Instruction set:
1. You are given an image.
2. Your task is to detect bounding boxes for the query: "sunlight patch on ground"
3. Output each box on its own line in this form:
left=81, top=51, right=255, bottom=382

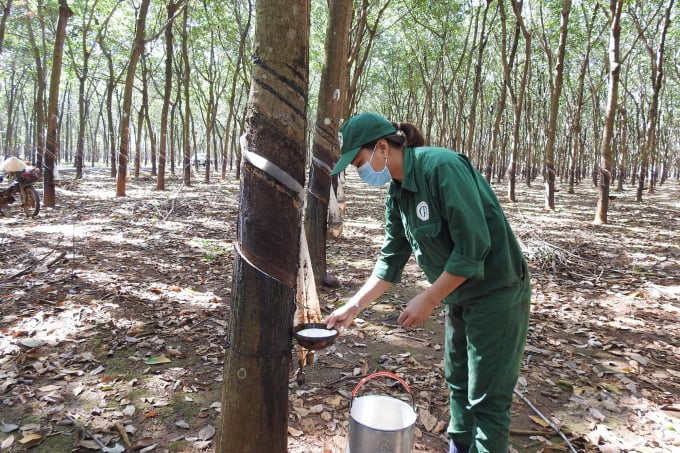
left=0, top=303, right=103, bottom=356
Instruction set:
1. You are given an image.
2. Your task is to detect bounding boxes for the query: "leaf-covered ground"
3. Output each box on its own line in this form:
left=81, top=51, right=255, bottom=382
left=1, top=167, right=678, bottom=453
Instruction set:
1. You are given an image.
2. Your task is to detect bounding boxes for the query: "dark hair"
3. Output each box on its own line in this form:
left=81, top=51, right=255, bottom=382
left=364, top=121, right=426, bottom=149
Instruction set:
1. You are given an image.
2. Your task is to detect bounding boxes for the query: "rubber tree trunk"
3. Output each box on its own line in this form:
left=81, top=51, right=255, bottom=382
left=594, top=0, right=623, bottom=225
left=508, top=0, right=531, bottom=202
left=116, top=0, right=150, bottom=196
left=305, top=0, right=352, bottom=284
left=157, top=2, right=182, bottom=190
left=44, top=1, right=73, bottom=207
left=181, top=4, right=192, bottom=187
left=216, top=0, right=309, bottom=451
left=487, top=0, right=517, bottom=183
left=635, top=0, right=674, bottom=202
left=543, top=0, right=571, bottom=210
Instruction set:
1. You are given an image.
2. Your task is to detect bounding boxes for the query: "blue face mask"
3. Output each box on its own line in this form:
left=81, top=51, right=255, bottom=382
left=357, top=145, right=392, bottom=187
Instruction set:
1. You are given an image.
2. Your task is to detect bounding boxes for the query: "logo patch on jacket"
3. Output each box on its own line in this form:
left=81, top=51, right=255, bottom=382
left=416, top=201, right=430, bottom=221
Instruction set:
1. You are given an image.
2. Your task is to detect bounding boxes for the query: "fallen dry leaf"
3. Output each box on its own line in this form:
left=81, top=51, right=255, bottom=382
left=1, top=435, right=14, bottom=449
left=198, top=424, right=216, bottom=441
left=18, top=433, right=43, bottom=448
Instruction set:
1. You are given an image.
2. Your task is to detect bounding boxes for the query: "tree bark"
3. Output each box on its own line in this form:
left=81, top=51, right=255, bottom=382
left=97, top=34, right=117, bottom=177
left=464, top=0, right=491, bottom=158
left=543, top=0, right=571, bottom=210
left=181, top=4, right=191, bottom=186
left=116, top=0, right=150, bottom=196
left=141, top=53, right=157, bottom=177
left=487, top=0, right=518, bottom=183
left=44, top=1, right=73, bottom=207
left=305, top=0, right=352, bottom=284
left=25, top=6, right=46, bottom=171
left=508, top=0, right=531, bottom=202
left=568, top=3, right=598, bottom=195
left=635, top=0, right=674, bottom=201
left=594, top=0, right=623, bottom=225
left=0, top=0, right=12, bottom=53
left=216, top=0, right=309, bottom=451
left=157, top=2, right=182, bottom=190
left=221, top=1, right=252, bottom=181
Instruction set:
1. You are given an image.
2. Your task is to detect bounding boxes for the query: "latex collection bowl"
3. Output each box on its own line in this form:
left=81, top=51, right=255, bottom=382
left=293, top=323, right=339, bottom=350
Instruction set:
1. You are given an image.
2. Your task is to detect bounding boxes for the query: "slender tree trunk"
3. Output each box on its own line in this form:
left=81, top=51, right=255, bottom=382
left=569, top=3, right=598, bottom=194
left=465, top=0, right=491, bottom=157
left=202, top=41, right=216, bottom=184
left=343, top=0, right=392, bottom=117
left=543, top=0, right=571, bottom=210
left=487, top=0, right=518, bottom=182
left=98, top=39, right=117, bottom=177
left=0, top=0, right=12, bottom=53
left=134, top=109, right=143, bottom=178
left=305, top=0, right=352, bottom=284
left=140, top=53, right=157, bottom=177
left=73, top=2, right=103, bottom=180
left=216, top=0, right=309, bottom=450
left=221, top=1, right=252, bottom=181
left=157, top=2, right=181, bottom=190
left=25, top=7, right=46, bottom=171
left=508, top=0, right=531, bottom=202
left=181, top=5, right=191, bottom=186
left=635, top=0, right=674, bottom=201
left=616, top=106, right=627, bottom=191
left=594, top=0, right=623, bottom=224
left=116, top=0, right=149, bottom=196
left=43, top=1, right=73, bottom=207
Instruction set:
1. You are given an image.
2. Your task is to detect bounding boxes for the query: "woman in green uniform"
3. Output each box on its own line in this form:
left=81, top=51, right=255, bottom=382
left=325, top=112, right=531, bottom=453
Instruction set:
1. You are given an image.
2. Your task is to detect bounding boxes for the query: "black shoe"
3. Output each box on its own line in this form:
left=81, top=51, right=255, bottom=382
left=449, top=439, right=470, bottom=453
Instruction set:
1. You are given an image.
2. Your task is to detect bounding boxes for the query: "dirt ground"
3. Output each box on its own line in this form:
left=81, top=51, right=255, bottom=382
left=0, top=167, right=679, bottom=453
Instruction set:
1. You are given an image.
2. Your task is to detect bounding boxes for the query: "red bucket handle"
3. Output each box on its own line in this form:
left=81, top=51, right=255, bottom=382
left=351, top=371, right=412, bottom=399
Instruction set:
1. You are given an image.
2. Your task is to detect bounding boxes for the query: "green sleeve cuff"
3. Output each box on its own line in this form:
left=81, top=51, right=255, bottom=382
left=445, top=251, right=485, bottom=279
left=372, top=259, right=403, bottom=283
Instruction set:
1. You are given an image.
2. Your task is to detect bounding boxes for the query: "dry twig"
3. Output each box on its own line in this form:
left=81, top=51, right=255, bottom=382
left=514, top=388, right=578, bottom=453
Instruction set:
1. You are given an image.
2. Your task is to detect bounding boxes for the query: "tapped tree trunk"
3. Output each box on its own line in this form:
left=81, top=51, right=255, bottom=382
left=594, top=0, right=623, bottom=225
left=305, top=0, right=352, bottom=284
left=464, top=0, right=491, bottom=158
left=25, top=7, right=46, bottom=172
left=116, top=0, right=150, bottom=196
left=97, top=35, right=117, bottom=177
left=635, top=0, right=674, bottom=202
left=508, top=0, right=531, bottom=202
left=157, top=2, right=182, bottom=190
left=543, top=0, right=571, bottom=210
left=181, top=4, right=191, bottom=187
left=486, top=0, right=517, bottom=183
left=216, top=0, right=309, bottom=451
left=182, top=4, right=191, bottom=186
left=568, top=2, right=598, bottom=194
left=44, top=0, right=73, bottom=207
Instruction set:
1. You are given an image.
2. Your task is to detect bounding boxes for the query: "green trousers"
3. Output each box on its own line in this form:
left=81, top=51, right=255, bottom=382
left=445, top=281, right=531, bottom=452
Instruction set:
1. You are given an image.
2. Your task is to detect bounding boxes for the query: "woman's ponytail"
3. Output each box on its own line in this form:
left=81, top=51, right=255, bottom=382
left=393, top=122, right=425, bottom=147
left=366, top=120, right=427, bottom=149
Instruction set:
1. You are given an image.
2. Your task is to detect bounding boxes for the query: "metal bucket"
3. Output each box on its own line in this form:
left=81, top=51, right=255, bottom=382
left=347, top=371, right=417, bottom=453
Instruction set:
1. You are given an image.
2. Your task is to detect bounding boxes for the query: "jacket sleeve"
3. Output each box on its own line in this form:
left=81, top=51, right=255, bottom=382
left=372, top=194, right=412, bottom=283
left=432, top=160, right=490, bottom=279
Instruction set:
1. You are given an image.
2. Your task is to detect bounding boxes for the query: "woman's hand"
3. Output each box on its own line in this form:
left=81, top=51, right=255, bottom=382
left=325, top=301, right=360, bottom=334
left=398, top=292, right=440, bottom=328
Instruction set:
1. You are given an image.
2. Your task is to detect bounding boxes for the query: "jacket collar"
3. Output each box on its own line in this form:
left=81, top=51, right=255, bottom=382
left=388, top=147, right=417, bottom=197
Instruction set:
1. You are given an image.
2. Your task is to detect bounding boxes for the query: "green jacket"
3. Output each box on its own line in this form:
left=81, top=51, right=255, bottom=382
left=373, top=147, right=528, bottom=306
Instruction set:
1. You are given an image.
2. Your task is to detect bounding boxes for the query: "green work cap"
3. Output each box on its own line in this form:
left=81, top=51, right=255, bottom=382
left=330, top=112, right=397, bottom=176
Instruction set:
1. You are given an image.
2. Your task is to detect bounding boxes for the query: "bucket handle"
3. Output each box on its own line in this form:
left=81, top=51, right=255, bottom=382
left=351, top=371, right=413, bottom=403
